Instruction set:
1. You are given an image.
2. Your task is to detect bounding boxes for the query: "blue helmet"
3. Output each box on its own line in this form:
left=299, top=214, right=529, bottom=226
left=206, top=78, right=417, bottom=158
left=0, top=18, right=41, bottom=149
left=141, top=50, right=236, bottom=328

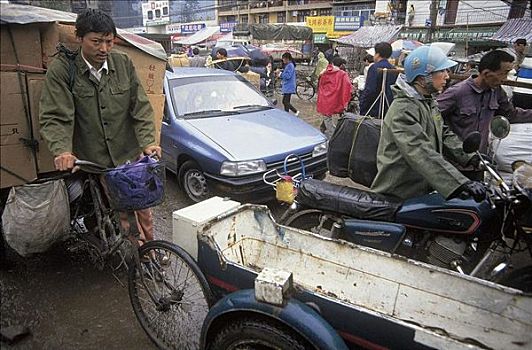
left=404, top=45, right=457, bottom=83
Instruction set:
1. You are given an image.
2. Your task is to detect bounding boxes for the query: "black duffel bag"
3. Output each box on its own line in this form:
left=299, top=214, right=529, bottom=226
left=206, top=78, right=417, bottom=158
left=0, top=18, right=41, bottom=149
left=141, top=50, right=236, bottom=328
left=327, top=114, right=382, bottom=187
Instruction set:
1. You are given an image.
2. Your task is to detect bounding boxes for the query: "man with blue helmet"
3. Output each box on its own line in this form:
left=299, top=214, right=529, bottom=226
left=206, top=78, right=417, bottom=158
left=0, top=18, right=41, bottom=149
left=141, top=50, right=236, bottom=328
left=371, top=45, right=486, bottom=202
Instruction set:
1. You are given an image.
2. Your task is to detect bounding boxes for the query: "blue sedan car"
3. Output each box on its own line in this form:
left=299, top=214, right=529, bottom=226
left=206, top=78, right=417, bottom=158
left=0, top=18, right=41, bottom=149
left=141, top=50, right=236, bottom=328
left=161, top=68, right=328, bottom=203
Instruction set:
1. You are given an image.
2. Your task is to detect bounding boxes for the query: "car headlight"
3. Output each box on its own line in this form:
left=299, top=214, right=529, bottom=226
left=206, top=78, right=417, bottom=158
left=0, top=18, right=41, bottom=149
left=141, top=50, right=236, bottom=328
left=220, top=160, right=267, bottom=176
left=312, top=142, right=328, bottom=157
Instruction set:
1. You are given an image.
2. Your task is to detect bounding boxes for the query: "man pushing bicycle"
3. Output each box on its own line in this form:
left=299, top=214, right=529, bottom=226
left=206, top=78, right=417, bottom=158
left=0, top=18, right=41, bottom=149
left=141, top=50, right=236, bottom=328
left=39, top=9, right=160, bottom=243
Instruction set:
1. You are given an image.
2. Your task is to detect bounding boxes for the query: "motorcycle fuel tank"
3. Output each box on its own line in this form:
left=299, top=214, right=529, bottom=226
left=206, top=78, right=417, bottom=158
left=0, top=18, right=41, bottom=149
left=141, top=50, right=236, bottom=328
left=395, top=192, right=496, bottom=235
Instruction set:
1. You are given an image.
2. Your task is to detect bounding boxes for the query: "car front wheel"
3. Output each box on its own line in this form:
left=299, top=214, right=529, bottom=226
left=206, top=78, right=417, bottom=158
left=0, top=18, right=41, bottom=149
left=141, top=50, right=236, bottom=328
left=179, top=160, right=210, bottom=203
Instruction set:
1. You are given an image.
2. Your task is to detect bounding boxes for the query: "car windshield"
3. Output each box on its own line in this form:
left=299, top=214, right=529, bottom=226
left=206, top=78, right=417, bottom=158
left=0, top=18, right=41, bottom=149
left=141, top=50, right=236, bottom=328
left=170, top=75, right=270, bottom=118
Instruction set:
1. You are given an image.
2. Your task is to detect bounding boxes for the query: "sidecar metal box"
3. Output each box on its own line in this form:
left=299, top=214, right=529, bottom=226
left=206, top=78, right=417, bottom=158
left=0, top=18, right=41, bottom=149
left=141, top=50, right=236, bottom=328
left=175, top=197, right=532, bottom=350
left=172, top=197, right=240, bottom=260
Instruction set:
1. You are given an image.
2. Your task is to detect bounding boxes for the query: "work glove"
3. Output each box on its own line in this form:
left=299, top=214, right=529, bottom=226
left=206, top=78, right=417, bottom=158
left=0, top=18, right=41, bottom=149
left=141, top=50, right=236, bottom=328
left=456, top=181, right=487, bottom=203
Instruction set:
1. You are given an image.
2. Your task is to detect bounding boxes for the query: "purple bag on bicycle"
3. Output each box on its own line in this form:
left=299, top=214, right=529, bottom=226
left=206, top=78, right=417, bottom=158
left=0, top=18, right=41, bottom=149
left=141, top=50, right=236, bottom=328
left=103, top=156, right=165, bottom=211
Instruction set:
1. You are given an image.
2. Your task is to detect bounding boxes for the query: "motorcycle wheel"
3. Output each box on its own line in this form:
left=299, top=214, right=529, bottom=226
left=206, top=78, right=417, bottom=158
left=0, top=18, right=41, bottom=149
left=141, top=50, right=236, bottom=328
left=207, top=316, right=308, bottom=350
left=284, top=209, right=339, bottom=239
left=496, top=265, right=532, bottom=293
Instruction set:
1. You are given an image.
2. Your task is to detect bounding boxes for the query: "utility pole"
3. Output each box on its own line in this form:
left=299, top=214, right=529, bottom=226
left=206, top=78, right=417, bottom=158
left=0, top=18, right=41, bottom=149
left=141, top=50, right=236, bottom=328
left=426, top=0, right=440, bottom=43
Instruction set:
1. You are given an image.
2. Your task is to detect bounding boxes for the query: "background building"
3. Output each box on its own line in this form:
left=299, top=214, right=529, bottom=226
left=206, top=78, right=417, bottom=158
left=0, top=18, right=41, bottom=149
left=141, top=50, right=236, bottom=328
left=217, top=0, right=333, bottom=25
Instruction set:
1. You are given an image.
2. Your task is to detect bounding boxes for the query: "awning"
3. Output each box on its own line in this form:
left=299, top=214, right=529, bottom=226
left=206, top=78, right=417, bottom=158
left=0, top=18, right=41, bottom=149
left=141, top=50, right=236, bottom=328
left=400, top=28, right=452, bottom=42
left=0, top=3, right=167, bottom=61
left=334, top=25, right=402, bottom=48
left=491, top=18, right=532, bottom=44
left=174, top=26, right=220, bottom=45
left=446, top=26, right=499, bottom=42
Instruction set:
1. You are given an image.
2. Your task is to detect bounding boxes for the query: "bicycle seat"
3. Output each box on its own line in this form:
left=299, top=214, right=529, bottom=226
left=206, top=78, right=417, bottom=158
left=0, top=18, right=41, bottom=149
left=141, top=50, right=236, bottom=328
left=297, top=179, right=402, bottom=222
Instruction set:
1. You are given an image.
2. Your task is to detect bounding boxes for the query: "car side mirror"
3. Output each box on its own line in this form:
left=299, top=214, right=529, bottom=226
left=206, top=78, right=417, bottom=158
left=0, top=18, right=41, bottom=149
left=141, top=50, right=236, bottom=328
left=463, top=131, right=482, bottom=153
left=271, top=99, right=278, bottom=106
left=490, top=115, right=510, bottom=139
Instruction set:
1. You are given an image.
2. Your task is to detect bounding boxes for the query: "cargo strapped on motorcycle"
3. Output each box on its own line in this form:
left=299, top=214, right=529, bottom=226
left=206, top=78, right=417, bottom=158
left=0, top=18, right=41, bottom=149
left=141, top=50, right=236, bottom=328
left=328, top=114, right=382, bottom=187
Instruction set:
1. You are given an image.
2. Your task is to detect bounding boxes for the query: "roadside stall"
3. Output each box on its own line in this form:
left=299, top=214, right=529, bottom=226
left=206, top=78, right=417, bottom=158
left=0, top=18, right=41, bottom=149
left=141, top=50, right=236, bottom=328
left=248, top=24, right=313, bottom=62
left=0, top=3, right=167, bottom=189
left=333, top=25, right=403, bottom=73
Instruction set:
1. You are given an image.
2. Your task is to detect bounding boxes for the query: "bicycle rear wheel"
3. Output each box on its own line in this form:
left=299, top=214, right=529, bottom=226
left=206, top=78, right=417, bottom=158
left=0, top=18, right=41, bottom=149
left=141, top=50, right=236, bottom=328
left=128, top=240, right=212, bottom=350
left=296, top=81, right=314, bottom=100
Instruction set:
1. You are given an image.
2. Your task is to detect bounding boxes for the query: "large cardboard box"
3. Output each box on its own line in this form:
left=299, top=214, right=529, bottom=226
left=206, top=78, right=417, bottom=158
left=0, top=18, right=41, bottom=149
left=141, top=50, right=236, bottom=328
left=27, top=73, right=56, bottom=174
left=148, top=94, right=165, bottom=145
left=41, top=22, right=80, bottom=68
left=0, top=23, right=43, bottom=69
left=114, top=45, right=166, bottom=95
left=0, top=72, right=38, bottom=188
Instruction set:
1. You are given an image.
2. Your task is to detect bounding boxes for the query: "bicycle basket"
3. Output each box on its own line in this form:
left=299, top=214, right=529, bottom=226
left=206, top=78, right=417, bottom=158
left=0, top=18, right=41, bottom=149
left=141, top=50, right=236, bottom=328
left=103, top=156, right=165, bottom=211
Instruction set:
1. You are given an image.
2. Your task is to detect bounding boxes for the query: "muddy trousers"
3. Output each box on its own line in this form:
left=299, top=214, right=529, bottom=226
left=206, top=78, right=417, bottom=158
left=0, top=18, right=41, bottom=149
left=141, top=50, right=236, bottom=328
left=282, top=94, right=297, bottom=113
left=100, top=175, right=154, bottom=242
left=119, top=209, right=154, bottom=242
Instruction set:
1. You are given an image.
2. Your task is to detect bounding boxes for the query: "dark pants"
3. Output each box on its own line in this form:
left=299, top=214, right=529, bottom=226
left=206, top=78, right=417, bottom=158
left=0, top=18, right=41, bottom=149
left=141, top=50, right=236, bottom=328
left=282, top=94, right=297, bottom=113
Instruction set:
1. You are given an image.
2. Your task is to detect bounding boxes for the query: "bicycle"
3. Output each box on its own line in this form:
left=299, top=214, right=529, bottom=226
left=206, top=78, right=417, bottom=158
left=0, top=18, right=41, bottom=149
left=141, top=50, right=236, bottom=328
left=296, top=76, right=316, bottom=100
left=57, top=157, right=212, bottom=350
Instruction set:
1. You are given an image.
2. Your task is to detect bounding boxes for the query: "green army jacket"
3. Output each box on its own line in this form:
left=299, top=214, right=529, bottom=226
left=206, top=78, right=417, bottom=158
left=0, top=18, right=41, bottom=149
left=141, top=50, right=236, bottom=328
left=370, top=75, right=471, bottom=200
left=39, top=50, right=155, bottom=168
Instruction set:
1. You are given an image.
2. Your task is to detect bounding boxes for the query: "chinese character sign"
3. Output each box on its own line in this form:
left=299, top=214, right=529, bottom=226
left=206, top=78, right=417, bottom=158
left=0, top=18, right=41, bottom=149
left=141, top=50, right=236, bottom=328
left=306, top=16, right=335, bottom=35
left=180, top=23, right=206, bottom=34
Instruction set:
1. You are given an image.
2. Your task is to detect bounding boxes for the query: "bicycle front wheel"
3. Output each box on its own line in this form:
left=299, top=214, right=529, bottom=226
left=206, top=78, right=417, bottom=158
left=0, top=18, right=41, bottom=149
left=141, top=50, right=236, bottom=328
left=128, top=240, right=212, bottom=350
left=296, top=81, right=315, bottom=100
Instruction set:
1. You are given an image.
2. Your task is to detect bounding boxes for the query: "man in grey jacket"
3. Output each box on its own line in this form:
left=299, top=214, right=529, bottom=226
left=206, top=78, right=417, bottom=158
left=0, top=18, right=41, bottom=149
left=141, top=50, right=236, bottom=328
left=189, top=47, right=206, bottom=67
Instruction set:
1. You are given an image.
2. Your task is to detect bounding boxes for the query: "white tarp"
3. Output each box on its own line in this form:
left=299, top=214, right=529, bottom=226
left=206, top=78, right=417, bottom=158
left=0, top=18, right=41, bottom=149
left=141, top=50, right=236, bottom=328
left=175, top=26, right=220, bottom=45
left=334, top=25, right=403, bottom=48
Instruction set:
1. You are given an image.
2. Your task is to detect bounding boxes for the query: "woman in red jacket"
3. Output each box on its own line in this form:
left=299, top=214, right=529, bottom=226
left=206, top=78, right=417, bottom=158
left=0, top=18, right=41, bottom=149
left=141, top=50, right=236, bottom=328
left=317, top=57, right=353, bottom=138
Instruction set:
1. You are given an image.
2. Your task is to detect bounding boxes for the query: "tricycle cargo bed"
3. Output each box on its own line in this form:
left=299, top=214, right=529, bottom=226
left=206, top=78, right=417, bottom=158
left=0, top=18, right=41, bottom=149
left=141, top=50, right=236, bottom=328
left=183, top=202, right=531, bottom=350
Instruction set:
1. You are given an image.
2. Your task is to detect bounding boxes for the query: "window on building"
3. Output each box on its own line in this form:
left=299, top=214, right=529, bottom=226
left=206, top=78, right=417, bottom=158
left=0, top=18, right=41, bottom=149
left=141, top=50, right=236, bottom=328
left=297, top=10, right=310, bottom=22
left=319, top=9, right=331, bottom=16
left=147, top=10, right=153, bottom=20
left=258, top=14, right=269, bottom=23
left=241, top=14, right=248, bottom=24
left=163, top=7, right=169, bottom=16
left=277, top=11, right=286, bottom=23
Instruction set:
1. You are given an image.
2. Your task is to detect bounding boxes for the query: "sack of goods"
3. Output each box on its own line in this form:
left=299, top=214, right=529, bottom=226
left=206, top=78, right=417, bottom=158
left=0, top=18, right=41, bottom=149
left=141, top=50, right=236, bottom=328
left=2, top=180, right=70, bottom=256
left=103, top=156, right=165, bottom=212
left=327, top=113, right=382, bottom=187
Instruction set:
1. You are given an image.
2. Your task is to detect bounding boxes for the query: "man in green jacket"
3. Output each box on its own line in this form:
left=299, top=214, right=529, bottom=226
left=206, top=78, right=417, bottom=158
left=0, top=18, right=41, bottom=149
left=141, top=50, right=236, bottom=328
left=371, top=45, right=486, bottom=202
left=40, top=9, right=160, bottom=241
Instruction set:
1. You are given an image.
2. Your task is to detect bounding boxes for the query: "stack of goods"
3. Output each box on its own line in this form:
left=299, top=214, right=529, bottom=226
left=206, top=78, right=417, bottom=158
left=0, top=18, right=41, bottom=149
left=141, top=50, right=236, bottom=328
left=1, top=18, right=167, bottom=188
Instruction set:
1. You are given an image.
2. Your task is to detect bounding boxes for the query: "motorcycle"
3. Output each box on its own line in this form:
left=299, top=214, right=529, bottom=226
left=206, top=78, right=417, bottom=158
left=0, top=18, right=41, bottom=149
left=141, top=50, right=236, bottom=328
left=269, top=116, right=532, bottom=291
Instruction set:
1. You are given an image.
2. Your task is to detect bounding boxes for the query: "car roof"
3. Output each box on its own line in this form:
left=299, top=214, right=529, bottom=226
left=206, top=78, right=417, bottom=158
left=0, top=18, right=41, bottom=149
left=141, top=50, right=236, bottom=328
left=166, top=67, right=237, bottom=80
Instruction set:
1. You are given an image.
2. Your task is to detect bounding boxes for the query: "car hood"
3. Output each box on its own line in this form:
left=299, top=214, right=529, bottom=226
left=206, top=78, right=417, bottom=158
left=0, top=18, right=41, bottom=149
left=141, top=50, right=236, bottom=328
left=185, top=109, right=325, bottom=160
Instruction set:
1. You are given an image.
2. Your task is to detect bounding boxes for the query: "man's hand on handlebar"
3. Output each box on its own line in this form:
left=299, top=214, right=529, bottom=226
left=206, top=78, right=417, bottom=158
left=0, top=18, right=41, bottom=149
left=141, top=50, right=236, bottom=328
left=54, top=152, right=78, bottom=172
left=456, top=181, right=487, bottom=203
left=143, top=145, right=162, bottom=159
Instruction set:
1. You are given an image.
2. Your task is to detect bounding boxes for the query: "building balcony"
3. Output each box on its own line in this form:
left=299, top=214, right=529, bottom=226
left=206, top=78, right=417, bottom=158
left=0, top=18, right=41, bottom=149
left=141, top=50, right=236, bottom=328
left=219, top=0, right=331, bottom=16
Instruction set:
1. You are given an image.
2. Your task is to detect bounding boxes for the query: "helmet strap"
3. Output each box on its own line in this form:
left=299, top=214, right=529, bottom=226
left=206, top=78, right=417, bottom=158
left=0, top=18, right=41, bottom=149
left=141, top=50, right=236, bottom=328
left=421, top=75, right=440, bottom=96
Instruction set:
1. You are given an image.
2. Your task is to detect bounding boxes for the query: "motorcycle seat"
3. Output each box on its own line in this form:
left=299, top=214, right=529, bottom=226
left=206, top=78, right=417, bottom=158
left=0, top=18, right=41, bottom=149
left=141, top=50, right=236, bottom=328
left=297, top=179, right=402, bottom=222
